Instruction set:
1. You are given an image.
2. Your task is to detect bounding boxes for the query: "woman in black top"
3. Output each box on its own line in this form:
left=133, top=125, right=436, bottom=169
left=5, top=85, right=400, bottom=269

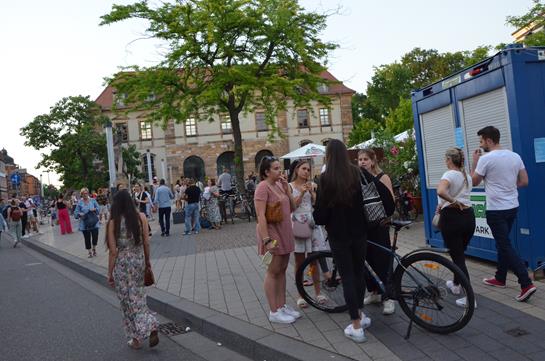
left=313, top=139, right=369, bottom=343
left=56, top=194, right=73, bottom=234
left=133, top=184, right=149, bottom=214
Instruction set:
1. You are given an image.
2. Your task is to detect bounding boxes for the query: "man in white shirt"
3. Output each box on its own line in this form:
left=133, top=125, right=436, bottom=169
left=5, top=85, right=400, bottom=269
left=471, top=126, right=536, bottom=302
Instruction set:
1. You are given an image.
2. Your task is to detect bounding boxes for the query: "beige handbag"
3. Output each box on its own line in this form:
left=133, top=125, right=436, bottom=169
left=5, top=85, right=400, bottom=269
left=433, top=184, right=465, bottom=230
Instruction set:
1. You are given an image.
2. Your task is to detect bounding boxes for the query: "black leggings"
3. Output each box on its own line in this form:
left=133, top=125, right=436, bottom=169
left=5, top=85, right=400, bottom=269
left=329, top=236, right=367, bottom=320
left=366, top=226, right=391, bottom=293
left=439, top=207, right=475, bottom=285
left=83, top=228, right=99, bottom=250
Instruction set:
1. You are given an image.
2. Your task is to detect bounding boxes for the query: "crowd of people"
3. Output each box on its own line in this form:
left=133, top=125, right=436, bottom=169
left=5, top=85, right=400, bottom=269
left=0, top=125, right=538, bottom=348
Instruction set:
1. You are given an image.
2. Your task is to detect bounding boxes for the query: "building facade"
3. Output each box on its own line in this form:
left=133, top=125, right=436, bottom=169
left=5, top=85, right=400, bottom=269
left=1, top=149, right=42, bottom=198
left=95, top=71, right=355, bottom=184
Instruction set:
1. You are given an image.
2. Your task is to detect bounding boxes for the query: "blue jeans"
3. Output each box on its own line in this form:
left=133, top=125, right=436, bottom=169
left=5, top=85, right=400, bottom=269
left=184, top=203, right=200, bottom=234
left=486, top=208, right=531, bottom=288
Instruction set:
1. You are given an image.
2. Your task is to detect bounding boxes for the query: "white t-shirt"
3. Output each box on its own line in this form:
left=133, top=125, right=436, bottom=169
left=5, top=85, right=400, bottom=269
left=475, top=149, right=525, bottom=211
left=438, top=170, right=472, bottom=209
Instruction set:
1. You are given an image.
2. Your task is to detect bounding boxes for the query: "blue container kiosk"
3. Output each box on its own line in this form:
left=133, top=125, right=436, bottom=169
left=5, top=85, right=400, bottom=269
left=411, top=45, right=545, bottom=272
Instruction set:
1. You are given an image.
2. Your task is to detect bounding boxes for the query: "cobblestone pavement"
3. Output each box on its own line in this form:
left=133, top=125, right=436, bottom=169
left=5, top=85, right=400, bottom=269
left=10, top=216, right=545, bottom=361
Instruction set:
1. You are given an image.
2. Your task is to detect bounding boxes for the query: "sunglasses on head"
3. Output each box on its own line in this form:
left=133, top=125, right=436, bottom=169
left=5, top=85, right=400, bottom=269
left=263, top=156, right=278, bottom=161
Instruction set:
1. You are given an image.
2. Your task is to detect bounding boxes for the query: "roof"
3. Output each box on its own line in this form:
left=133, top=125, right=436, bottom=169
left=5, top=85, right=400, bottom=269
left=95, top=69, right=355, bottom=110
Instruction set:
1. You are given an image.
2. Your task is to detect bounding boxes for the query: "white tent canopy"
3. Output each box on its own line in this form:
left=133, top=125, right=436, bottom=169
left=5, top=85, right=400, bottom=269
left=280, top=143, right=325, bottom=159
left=349, top=129, right=414, bottom=150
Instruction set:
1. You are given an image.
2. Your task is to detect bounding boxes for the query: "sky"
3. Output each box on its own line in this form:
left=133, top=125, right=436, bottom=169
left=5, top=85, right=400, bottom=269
left=0, top=0, right=530, bottom=186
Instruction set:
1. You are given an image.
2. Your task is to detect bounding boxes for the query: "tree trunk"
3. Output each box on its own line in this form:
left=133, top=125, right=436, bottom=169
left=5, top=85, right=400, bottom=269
left=229, top=110, right=245, bottom=194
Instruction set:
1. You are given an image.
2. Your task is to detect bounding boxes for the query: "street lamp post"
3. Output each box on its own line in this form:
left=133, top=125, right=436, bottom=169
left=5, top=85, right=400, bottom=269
left=146, top=149, right=153, bottom=184
left=161, top=158, right=166, bottom=182
left=104, top=121, right=117, bottom=193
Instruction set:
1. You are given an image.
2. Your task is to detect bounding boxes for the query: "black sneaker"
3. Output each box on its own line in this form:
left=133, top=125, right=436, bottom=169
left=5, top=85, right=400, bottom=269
left=160, top=232, right=165, bottom=237
left=165, top=232, right=169, bottom=237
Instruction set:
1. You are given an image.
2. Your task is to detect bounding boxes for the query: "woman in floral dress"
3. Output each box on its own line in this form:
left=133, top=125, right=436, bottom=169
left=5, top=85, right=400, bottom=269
left=205, top=178, right=222, bottom=229
left=106, top=190, right=159, bottom=349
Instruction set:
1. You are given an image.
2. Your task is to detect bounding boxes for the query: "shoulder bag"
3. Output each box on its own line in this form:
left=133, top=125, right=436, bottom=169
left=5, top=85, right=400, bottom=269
left=360, top=170, right=388, bottom=226
left=264, top=183, right=284, bottom=224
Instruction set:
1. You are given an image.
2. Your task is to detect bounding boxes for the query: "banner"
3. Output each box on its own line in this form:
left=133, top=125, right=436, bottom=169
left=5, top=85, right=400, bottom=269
left=470, top=192, right=493, bottom=239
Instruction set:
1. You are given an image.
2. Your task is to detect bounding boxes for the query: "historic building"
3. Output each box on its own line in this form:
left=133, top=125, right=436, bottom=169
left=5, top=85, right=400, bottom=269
left=0, top=149, right=42, bottom=197
left=95, top=71, right=355, bottom=183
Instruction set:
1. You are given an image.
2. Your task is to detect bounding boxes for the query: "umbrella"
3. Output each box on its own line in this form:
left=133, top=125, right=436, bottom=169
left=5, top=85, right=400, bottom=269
left=280, top=143, right=326, bottom=159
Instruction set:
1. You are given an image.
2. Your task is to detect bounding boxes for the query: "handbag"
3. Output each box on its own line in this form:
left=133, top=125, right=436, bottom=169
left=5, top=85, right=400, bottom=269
left=144, top=266, right=155, bottom=286
left=83, top=210, right=99, bottom=230
left=264, top=184, right=284, bottom=224
left=360, top=170, right=388, bottom=225
left=433, top=182, right=466, bottom=230
left=292, top=216, right=312, bottom=239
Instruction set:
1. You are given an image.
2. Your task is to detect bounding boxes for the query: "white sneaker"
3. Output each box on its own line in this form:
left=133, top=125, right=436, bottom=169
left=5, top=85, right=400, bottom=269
left=363, top=293, right=381, bottom=305
left=446, top=280, right=461, bottom=295
left=344, top=324, right=367, bottom=343
left=269, top=310, right=296, bottom=324
left=455, top=297, right=477, bottom=308
left=382, top=299, right=396, bottom=315
left=280, top=304, right=302, bottom=319
left=361, top=316, right=371, bottom=329
left=22, top=234, right=30, bottom=239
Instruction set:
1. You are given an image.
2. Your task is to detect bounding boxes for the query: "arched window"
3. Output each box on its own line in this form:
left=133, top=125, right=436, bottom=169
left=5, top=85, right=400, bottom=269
left=183, top=156, right=205, bottom=182
left=141, top=153, right=156, bottom=179
left=322, top=138, right=332, bottom=146
left=255, top=149, right=273, bottom=170
left=299, top=139, right=312, bottom=147
left=216, top=151, right=235, bottom=176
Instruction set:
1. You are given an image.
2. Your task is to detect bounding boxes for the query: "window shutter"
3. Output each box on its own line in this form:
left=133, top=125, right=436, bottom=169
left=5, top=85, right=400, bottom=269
left=460, top=87, right=512, bottom=170
left=420, top=105, right=456, bottom=187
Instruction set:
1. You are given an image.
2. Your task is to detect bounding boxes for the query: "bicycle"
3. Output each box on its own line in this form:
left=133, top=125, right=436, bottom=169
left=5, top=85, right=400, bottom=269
left=233, top=191, right=254, bottom=222
left=295, top=220, right=475, bottom=339
left=218, top=191, right=235, bottom=224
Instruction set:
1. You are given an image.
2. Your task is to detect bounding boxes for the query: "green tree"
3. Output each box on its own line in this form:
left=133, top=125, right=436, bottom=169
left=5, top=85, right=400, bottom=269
left=122, top=144, right=144, bottom=181
left=506, top=0, right=545, bottom=46
left=347, top=118, right=383, bottom=147
left=385, top=97, right=413, bottom=134
left=351, top=93, right=380, bottom=125
left=100, top=0, right=337, bottom=191
left=43, top=184, right=60, bottom=200
left=20, top=96, right=109, bottom=190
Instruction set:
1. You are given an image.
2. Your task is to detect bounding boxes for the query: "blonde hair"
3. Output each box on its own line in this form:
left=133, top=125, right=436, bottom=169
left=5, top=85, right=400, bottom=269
left=445, top=147, right=469, bottom=188
left=80, top=187, right=89, bottom=194
left=358, top=148, right=382, bottom=174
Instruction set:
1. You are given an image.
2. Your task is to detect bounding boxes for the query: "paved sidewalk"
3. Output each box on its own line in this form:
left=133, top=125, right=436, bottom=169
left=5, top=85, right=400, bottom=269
left=11, top=217, right=545, bottom=361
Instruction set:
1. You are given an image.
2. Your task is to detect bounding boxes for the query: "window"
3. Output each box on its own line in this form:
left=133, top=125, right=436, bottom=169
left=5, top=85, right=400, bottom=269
left=297, top=109, right=309, bottom=128
left=317, top=83, right=329, bottom=93
left=299, top=139, right=312, bottom=147
left=139, top=121, right=152, bottom=140
left=255, top=112, right=268, bottom=132
left=114, top=92, right=127, bottom=108
left=141, top=153, right=156, bottom=178
left=322, top=138, right=331, bottom=146
left=185, top=118, right=197, bottom=137
left=115, top=123, right=128, bottom=143
left=319, top=108, right=330, bottom=126
left=221, top=115, right=232, bottom=134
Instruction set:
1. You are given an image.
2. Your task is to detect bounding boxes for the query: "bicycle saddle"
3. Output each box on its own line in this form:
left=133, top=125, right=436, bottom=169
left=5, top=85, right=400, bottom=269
left=390, top=220, right=412, bottom=229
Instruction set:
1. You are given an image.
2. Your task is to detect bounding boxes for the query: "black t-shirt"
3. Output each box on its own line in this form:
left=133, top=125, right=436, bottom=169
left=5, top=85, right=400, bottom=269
left=18, top=202, right=28, bottom=218
left=57, top=201, right=67, bottom=209
left=185, top=186, right=201, bottom=204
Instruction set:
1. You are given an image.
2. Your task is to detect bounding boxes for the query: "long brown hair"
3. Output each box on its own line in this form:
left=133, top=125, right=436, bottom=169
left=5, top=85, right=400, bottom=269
left=320, top=139, right=360, bottom=207
left=358, top=148, right=382, bottom=174
left=107, top=190, right=143, bottom=246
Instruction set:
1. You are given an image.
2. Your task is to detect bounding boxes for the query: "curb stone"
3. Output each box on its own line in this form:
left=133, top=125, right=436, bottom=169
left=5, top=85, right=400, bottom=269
left=22, top=238, right=354, bottom=361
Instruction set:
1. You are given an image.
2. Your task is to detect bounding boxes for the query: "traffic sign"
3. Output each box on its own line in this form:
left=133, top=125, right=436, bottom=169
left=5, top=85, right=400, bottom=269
left=10, top=173, right=21, bottom=185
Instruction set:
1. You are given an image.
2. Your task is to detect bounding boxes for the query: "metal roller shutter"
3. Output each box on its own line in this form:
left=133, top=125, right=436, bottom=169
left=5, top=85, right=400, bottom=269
left=420, top=105, right=456, bottom=188
left=460, top=87, right=512, bottom=172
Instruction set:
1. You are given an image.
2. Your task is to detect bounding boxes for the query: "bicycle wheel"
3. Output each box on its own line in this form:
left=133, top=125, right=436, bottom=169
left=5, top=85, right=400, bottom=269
left=393, top=252, right=474, bottom=334
left=295, top=252, right=348, bottom=313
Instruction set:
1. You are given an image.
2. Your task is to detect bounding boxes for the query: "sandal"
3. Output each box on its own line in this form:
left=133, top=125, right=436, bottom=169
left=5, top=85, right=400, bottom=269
left=297, top=297, right=308, bottom=308
left=149, top=330, right=159, bottom=348
left=92, top=249, right=97, bottom=257
left=88, top=252, right=93, bottom=258
left=127, top=339, right=142, bottom=349
left=316, top=294, right=328, bottom=304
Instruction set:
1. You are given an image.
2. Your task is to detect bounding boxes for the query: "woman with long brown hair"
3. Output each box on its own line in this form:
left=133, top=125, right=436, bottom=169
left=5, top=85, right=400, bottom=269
left=358, top=149, right=396, bottom=315
left=313, top=139, right=370, bottom=343
left=106, top=190, right=159, bottom=349
left=254, top=156, right=300, bottom=324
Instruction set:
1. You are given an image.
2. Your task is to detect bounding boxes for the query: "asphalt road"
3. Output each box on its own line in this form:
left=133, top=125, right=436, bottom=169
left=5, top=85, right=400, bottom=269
left=0, top=244, right=210, bottom=361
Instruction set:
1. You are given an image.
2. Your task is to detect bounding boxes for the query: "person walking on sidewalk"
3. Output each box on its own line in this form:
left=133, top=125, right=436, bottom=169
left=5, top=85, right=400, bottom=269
left=254, top=156, right=301, bottom=324
left=437, top=147, right=476, bottom=308
left=106, top=190, right=159, bottom=350
left=56, top=195, right=73, bottom=235
left=153, top=179, right=174, bottom=237
left=471, top=126, right=537, bottom=302
left=183, top=179, right=202, bottom=235
left=7, top=199, right=23, bottom=247
left=75, top=188, right=100, bottom=258
left=313, top=139, right=370, bottom=343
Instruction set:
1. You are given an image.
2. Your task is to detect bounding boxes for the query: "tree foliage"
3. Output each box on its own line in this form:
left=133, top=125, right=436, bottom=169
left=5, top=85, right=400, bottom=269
left=122, top=144, right=144, bottom=180
left=100, top=0, right=337, bottom=190
left=506, top=0, right=545, bottom=46
left=349, top=46, right=491, bottom=146
left=20, top=96, right=109, bottom=191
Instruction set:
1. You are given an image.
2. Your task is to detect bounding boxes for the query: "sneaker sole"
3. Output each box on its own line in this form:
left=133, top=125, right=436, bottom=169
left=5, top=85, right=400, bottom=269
left=269, top=318, right=295, bottom=324
left=344, top=333, right=367, bottom=343
left=482, top=279, right=506, bottom=288
left=516, top=288, right=537, bottom=302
